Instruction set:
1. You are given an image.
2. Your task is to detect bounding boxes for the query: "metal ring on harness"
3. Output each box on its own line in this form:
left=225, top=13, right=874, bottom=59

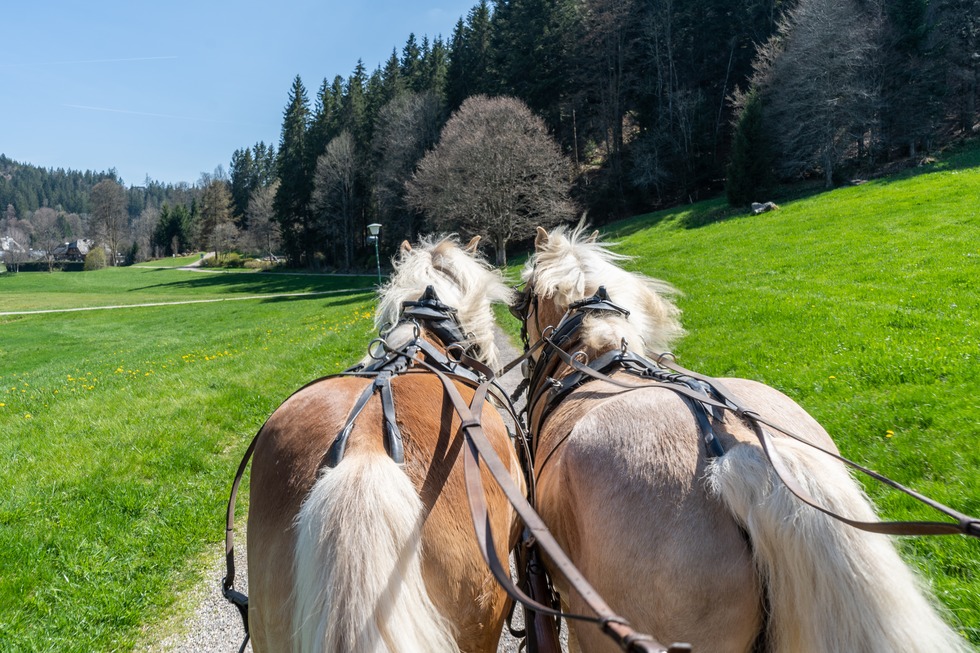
left=367, top=337, right=389, bottom=360
left=446, top=343, right=466, bottom=363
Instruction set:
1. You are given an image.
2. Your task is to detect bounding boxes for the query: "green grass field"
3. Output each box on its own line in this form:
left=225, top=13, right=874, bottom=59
left=1, top=270, right=379, bottom=651
left=131, top=253, right=207, bottom=268
left=2, top=141, right=978, bottom=650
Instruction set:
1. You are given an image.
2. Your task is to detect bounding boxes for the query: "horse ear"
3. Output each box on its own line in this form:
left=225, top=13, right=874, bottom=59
left=587, top=230, right=600, bottom=243
left=400, top=240, right=412, bottom=252
left=464, top=235, right=481, bottom=253
left=535, top=226, right=549, bottom=249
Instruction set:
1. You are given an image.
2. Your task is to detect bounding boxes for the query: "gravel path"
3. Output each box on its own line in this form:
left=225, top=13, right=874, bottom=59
left=145, top=328, right=536, bottom=653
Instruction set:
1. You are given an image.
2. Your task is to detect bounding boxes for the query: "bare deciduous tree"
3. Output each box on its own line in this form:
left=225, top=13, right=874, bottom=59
left=373, top=91, right=443, bottom=245
left=31, top=208, right=65, bottom=271
left=212, top=222, right=240, bottom=260
left=2, top=223, right=30, bottom=272
left=310, top=131, right=358, bottom=270
left=90, top=179, right=128, bottom=264
left=132, top=206, right=160, bottom=262
left=747, top=0, right=873, bottom=187
left=198, top=179, right=234, bottom=258
left=244, top=181, right=281, bottom=259
left=406, top=95, right=576, bottom=265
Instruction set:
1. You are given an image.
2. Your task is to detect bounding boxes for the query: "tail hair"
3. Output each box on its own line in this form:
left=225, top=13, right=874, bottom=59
left=708, top=440, right=972, bottom=653
left=292, top=453, right=460, bottom=653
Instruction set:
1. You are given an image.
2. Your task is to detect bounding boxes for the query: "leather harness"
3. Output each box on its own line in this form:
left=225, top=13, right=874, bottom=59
left=223, top=282, right=979, bottom=653
left=222, top=286, right=684, bottom=653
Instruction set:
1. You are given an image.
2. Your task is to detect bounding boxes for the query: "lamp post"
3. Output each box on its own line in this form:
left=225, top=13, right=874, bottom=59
left=367, top=223, right=382, bottom=286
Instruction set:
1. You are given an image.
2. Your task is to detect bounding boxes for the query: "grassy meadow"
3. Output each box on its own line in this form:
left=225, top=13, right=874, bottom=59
left=0, top=268, right=378, bottom=651
left=1, top=142, right=978, bottom=650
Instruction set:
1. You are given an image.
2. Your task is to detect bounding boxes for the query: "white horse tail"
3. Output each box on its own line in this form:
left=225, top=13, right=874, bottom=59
left=707, top=439, right=972, bottom=653
left=292, top=452, right=460, bottom=653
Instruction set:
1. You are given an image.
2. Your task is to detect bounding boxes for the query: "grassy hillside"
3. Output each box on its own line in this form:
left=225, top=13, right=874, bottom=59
left=590, top=144, right=980, bottom=641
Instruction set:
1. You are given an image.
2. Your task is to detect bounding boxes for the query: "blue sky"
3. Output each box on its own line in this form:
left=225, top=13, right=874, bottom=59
left=0, top=0, right=476, bottom=187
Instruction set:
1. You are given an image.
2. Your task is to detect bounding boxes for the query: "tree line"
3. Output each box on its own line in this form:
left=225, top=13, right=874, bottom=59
left=0, top=147, right=278, bottom=268
left=243, top=0, right=978, bottom=268
left=3, top=0, right=977, bottom=271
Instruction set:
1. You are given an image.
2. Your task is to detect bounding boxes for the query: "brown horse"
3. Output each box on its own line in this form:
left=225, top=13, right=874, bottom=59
left=516, top=225, right=971, bottom=653
left=246, top=236, right=524, bottom=653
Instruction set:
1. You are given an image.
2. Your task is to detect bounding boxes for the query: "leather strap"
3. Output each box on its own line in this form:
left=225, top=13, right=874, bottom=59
left=406, top=350, right=687, bottom=653
left=222, top=335, right=683, bottom=653
left=524, top=321, right=980, bottom=540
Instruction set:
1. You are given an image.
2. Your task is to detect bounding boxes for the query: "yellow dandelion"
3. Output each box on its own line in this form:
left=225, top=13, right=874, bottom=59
left=24, top=413, right=32, bottom=419
left=828, top=375, right=836, bottom=380
left=0, top=402, right=5, bottom=407
left=885, top=430, right=894, bottom=438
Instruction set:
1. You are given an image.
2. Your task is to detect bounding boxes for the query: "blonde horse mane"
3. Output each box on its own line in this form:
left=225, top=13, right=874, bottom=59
left=523, top=225, right=685, bottom=356
left=376, top=234, right=514, bottom=372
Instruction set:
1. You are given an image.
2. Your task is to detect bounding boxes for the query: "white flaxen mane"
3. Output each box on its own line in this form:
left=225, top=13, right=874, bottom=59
left=374, top=234, right=514, bottom=372
left=523, top=225, right=685, bottom=356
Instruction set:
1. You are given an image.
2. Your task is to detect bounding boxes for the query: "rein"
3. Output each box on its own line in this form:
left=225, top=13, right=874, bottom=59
left=517, top=286, right=980, bottom=541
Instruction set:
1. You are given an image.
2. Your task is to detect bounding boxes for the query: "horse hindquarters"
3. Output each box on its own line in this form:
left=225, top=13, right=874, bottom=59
left=708, top=439, right=971, bottom=653
left=292, top=452, right=460, bottom=653
left=535, top=391, right=763, bottom=653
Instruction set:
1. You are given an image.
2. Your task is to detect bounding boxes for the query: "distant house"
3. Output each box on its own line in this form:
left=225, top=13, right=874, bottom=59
left=0, top=236, right=25, bottom=258
left=65, top=239, right=92, bottom=261
left=51, top=239, right=93, bottom=262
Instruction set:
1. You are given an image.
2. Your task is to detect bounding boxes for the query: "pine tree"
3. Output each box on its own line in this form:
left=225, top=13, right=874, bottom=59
left=341, top=61, right=369, bottom=147
left=308, top=78, right=341, bottom=168
left=381, top=49, right=407, bottom=104
left=726, top=89, right=773, bottom=206
left=492, top=0, right=582, bottom=133
left=401, top=33, right=424, bottom=91
left=274, top=75, right=313, bottom=265
left=229, top=147, right=256, bottom=222
left=422, top=36, right=449, bottom=101
left=446, top=2, right=496, bottom=111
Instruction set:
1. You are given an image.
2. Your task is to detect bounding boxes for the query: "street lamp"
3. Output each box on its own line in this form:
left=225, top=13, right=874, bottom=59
left=367, top=223, right=382, bottom=286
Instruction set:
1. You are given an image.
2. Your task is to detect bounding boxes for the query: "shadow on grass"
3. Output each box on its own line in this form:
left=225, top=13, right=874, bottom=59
left=870, top=141, right=980, bottom=186
left=132, top=270, right=377, bottom=296
left=604, top=138, right=980, bottom=238
left=607, top=198, right=748, bottom=237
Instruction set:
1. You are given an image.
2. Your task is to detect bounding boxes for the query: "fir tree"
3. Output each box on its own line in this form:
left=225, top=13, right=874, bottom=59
left=274, top=75, right=313, bottom=265
left=726, top=89, right=773, bottom=207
